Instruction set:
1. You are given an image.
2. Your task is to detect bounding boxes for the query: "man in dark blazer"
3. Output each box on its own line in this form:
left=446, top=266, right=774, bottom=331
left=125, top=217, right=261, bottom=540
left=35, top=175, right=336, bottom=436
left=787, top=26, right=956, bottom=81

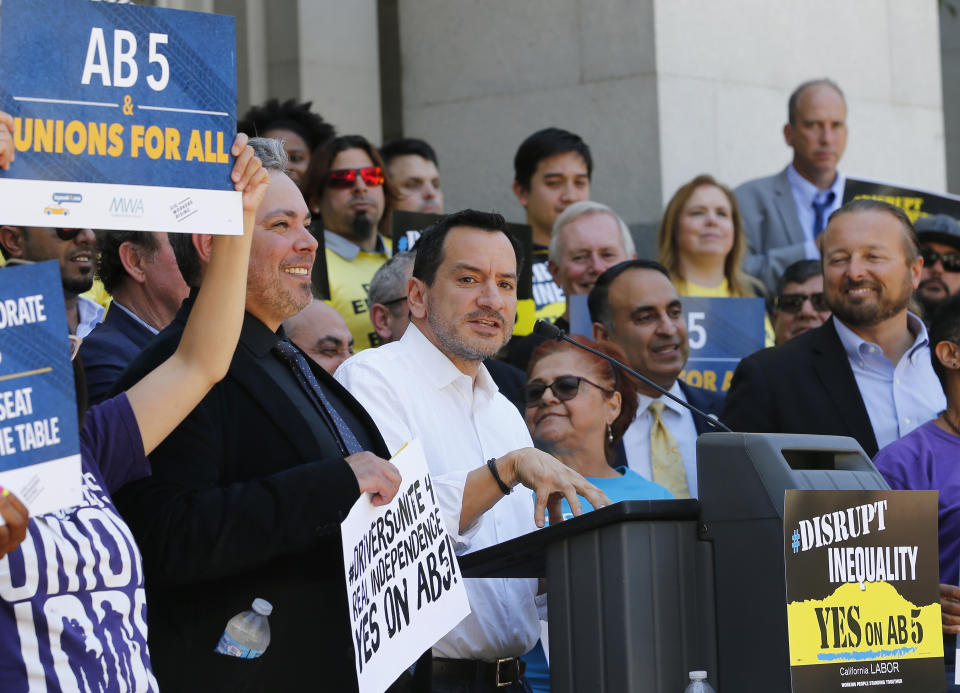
left=589, top=260, right=725, bottom=498
left=111, top=138, right=403, bottom=693
left=722, top=199, right=945, bottom=459
left=735, top=79, right=848, bottom=293
left=79, top=230, right=188, bottom=403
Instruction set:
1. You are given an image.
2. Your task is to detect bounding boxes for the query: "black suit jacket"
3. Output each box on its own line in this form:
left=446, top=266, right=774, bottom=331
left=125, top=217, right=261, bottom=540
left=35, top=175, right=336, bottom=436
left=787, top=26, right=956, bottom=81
left=721, top=318, right=878, bottom=456
left=111, top=299, right=386, bottom=692
left=79, top=303, right=155, bottom=404
left=611, top=381, right=726, bottom=469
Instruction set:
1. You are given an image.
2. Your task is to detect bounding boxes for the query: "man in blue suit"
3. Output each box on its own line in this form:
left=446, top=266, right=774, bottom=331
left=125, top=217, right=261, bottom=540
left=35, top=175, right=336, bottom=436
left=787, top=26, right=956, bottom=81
left=589, top=260, right=724, bottom=498
left=79, top=231, right=188, bottom=403
left=735, top=79, right=848, bottom=294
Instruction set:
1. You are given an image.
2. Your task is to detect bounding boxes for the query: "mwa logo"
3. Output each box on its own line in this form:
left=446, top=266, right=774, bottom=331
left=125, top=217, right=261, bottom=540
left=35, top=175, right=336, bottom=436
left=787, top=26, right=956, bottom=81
left=108, top=197, right=145, bottom=218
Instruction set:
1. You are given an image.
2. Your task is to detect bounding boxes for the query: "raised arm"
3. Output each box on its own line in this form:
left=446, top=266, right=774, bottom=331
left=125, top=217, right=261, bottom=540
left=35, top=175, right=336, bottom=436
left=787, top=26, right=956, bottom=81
left=126, top=134, right=270, bottom=454
left=0, top=111, right=13, bottom=170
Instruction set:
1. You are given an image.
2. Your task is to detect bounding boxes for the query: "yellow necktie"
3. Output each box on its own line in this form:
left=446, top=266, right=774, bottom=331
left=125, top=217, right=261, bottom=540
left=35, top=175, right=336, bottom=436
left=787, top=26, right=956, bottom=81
left=648, top=400, right=690, bottom=498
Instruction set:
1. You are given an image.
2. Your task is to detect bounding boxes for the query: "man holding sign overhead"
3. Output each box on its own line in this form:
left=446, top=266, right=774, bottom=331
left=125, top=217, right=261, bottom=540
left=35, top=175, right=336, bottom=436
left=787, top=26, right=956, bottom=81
left=337, top=209, right=608, bottom=691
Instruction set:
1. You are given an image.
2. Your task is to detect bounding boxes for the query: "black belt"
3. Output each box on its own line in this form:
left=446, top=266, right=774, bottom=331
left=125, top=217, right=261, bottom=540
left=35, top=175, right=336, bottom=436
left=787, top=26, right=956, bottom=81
left=432, top=657, right=526, bottom=688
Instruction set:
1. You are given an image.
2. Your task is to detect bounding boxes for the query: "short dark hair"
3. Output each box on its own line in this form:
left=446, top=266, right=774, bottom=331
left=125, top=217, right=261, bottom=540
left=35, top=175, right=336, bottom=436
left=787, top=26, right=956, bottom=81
left=825, top=198, right=920, bottom=264
left=412, top=209, right=523, bottom=288
left=588, top=259, right=670, bottom=328
left=380, top=138, right=438, bottom=167
left=787, top=78, right=845, bottom=125
left=776, top=259, right=823, bottom=296
left=513, top=127, right=593, bottom=192
left=929, top=291, right=960, bottom=389
left=237, top=98, right=336, bottom=152
left=302, top=134, right=394, bottom=234
left=96, top=231, right=160, bottom=293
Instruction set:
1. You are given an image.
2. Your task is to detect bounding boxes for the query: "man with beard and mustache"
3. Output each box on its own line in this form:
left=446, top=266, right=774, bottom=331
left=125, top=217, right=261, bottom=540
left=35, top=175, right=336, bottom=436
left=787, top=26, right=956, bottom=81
left=304, top=134, right=392, bottom=351
left=723, top=199, right=945, bottom=457
left=914, top=214, right=960, bottom=321
left=587, top=260, right=725, bottom=498
left=337, top=209, right=608, bottom=691
left=0, top=225, right=102, bottom=336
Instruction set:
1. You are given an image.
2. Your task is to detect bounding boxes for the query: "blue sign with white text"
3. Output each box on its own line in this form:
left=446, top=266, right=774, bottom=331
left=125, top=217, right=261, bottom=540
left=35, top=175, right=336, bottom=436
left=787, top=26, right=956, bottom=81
left=679, top=297, right=765, bottom=392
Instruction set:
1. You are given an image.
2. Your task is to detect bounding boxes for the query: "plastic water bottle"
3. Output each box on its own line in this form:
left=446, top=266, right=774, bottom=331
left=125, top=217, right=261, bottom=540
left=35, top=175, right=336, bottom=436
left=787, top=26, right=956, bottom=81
left=683, top=670, right=716, bottom=693
left=214, top=598, right=273, bottom=659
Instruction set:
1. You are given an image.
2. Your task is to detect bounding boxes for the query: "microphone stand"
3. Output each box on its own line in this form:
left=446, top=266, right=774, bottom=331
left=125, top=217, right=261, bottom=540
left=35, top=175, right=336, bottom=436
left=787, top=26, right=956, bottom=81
left=533, top=319, right=732, bottom=433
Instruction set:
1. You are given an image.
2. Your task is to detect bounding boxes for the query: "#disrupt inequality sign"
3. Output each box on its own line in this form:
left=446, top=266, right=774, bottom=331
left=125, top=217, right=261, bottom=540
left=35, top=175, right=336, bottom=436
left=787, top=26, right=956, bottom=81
left=0, top=261, right=81, bottom=514
left=341, top=439, right=469, bottom=692
left=0, top=0, right=241, bottom=234
left=784, top=490, right=942, bottom=692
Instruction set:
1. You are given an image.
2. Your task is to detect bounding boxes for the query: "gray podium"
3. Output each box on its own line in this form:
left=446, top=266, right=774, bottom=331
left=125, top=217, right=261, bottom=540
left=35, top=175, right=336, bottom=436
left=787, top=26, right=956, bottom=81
left=459, top=432, right=890, bottom=693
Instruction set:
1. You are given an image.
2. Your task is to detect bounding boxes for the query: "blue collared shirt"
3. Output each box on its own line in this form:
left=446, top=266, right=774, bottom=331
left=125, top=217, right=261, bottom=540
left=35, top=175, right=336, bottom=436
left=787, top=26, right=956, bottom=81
left=786, top=164, right=845, bottom=259
left=833, top=314, right=945, bottom=451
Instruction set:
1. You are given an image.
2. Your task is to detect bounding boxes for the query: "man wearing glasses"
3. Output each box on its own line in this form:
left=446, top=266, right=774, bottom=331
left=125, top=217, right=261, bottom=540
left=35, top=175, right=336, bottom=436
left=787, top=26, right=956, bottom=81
left=0, top=225, right=103, bottom=336
left=772, top=259, right=831, bottom=345
left=307, top=134, right=393, bottom=351
left=914, top=214, right=960, bottom=321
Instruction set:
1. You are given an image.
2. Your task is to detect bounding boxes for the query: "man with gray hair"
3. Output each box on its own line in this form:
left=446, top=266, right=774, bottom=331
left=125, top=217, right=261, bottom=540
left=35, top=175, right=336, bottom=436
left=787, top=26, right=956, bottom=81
left=505, top=200, right=636, bottom=369
left=736, top=78, right=848, bottom=293
left=111, top=136, right=403, bottom=692
left=79, top=230, right=189, bottom=403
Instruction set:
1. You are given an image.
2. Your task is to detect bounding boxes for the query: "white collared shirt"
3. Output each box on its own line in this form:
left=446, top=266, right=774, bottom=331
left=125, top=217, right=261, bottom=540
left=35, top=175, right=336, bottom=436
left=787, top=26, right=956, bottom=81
left=76, top=295, right=105, bottom=338
left=621, top=381, right=701, bottom=497
left=833, top=314, right=945, bottom=450
left=109, top=300, right=160, bottom=335
left=336, top=323, right=540, bottom=660
left=785, top=164, right=845, bottom=259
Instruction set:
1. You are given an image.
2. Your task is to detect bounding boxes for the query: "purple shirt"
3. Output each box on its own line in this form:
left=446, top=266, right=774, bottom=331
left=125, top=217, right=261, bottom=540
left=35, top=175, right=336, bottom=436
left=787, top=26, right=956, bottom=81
left=0, top=394, right=156, bottom=691
left=873, top=419, right=960, bottom=586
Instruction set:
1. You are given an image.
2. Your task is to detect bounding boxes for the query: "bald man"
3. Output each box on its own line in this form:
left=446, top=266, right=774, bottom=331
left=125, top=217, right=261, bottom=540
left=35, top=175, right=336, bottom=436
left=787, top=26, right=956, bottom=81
left=283, top=299, right=355, bottom=374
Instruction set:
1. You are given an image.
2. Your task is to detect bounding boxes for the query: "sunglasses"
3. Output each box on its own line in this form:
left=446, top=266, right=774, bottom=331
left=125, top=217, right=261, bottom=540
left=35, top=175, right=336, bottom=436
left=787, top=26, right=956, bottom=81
left=327, top=166, right=385, bottom=189
left=775, top=292, right=830, bottom=313
left=921, top=247, right=960, bottom=273
left=55, top=228, right=83, bottom=241
left=524, top=375, right=613, bottom=407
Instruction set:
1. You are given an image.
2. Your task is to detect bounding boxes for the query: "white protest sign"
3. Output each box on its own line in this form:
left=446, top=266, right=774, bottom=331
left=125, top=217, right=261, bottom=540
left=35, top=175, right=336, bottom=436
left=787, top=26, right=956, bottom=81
left=341, top=438, right=470, bottom=693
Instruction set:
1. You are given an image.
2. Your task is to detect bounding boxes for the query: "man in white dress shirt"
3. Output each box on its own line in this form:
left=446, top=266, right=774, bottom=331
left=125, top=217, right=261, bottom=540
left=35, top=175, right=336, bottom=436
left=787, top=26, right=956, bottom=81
left=589, top=260, right=725, bottom=498
left=337, top=208, right=606, bottom=692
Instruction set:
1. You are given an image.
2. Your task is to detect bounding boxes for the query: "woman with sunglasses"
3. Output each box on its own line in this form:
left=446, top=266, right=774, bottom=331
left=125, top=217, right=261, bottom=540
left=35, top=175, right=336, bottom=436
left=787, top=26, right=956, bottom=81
left=521, top=335, right=672, bottom=693
left=0, top=125, right=270, bottom=691
left=658, top=174, right=774, bottom=346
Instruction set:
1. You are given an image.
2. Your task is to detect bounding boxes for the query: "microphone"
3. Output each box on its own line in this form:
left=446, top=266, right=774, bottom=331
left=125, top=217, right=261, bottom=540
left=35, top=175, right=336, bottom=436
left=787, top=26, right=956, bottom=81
left=532, top=319, right=732, bottom=433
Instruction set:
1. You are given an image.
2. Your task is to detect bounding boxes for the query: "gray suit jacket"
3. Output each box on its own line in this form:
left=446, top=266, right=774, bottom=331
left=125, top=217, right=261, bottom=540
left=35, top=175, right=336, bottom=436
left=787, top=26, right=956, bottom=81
left=734, top=166, right=808, bottom=293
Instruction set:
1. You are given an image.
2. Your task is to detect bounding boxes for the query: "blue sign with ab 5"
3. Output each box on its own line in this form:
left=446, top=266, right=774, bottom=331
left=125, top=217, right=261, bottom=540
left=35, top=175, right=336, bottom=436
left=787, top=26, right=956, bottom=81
left=679, top=297, right=765, bottom=393
left=0, top=0, right=242, bottom=234
left=0, top=261, right=81, bottom=515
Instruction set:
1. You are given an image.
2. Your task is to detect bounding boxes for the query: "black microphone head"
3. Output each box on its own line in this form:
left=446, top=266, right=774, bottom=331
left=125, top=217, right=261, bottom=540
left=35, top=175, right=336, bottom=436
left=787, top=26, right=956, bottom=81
left=533, top=319, right=563, bottom=340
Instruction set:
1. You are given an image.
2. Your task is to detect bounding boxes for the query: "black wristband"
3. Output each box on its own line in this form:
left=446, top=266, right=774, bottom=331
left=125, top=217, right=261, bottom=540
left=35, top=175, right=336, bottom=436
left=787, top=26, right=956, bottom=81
left=486, top=457, right=511, bottom=495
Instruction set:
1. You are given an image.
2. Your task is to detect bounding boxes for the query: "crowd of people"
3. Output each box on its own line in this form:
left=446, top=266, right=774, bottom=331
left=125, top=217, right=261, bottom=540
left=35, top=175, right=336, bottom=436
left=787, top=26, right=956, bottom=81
left=2, top=73, right=960, bottom=692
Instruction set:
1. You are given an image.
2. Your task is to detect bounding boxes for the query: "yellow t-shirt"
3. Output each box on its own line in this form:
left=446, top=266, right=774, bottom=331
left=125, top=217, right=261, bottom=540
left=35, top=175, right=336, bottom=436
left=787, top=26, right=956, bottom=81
left=677, top=277, right=775, bottom=348
left=324, top=232, right=392, bottom=352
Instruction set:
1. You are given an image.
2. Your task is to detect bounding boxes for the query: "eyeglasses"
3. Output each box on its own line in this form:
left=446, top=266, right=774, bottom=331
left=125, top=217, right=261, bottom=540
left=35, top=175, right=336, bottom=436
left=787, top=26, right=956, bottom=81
left=775, top=292, right=829, bottom=313
left=327, top=166, right=385, bottom=189
left=55, top=228, right=83, bottom=241
left=921, top=247, right=960, bottom=272
left=524, top=375, right=613, bottom=407
left=380, top=296, right=407, bottom=307
left=68, top=335, right=82, bottom=361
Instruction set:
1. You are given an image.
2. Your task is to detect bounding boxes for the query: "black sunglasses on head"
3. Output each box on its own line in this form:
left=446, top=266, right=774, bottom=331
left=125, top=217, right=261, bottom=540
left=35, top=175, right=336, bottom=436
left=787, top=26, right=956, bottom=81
left=921, top=247, right=960, bottom=273
left=524, top=375, right=613, bottom=407
left=775, top=292, right=829, bottom=313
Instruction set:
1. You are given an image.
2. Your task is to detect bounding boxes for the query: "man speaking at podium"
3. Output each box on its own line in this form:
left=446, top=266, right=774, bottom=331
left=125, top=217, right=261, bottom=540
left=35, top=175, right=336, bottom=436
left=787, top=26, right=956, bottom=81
left=337, top=209, right=607, bottom=691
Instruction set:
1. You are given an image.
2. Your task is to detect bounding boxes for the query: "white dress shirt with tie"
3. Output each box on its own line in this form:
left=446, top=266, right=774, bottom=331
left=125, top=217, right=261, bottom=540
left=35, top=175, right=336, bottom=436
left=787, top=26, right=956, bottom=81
left=620, top=381, right=701, bottom=497
left=336, top=323, right=540, bottom=661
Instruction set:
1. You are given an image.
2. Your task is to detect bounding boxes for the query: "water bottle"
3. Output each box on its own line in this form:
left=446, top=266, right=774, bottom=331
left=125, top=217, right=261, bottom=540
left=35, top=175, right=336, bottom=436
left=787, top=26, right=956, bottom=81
left=683, top=670, right=716, bottom=693
left=214, top=598, right=273, bottom=659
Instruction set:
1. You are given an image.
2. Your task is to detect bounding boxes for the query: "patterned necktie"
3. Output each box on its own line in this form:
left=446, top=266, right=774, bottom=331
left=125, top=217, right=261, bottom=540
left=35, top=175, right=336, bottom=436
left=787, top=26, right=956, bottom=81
left=272, top=339, right=363, bottom=455
left=812, top=191, right=837, bottom=238
left=648, top=400, right=690, bottom=499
